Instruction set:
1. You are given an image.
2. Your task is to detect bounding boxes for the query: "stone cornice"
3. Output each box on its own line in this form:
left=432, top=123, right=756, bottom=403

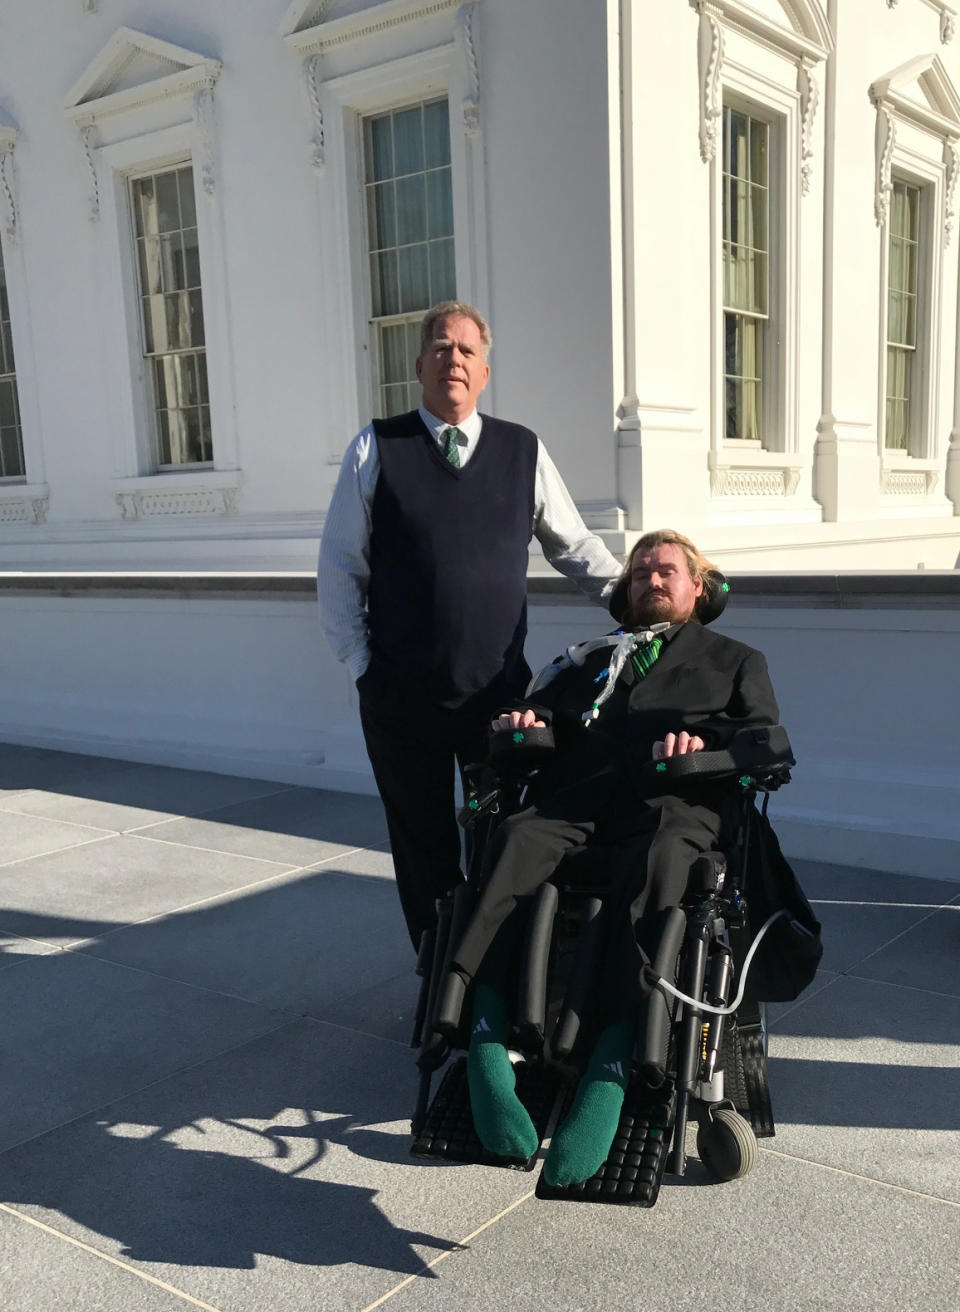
left=284, top=0, right=469, bottom=57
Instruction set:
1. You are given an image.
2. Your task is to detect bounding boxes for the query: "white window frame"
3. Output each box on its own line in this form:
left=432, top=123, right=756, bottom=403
left=870, top=55, right=960, bottom=499
left=64, top=29, right=242, bottom=520
left=0, top=123, right=50, bottom=525
left=285, top=4, right=490, bottom=431
left=878, top=157, right=940, bottom=466
left=710, top=64, right=801, bottom=489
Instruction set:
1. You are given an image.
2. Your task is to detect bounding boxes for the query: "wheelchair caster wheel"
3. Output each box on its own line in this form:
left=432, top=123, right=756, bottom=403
left=696, top=1108, right=758, bottom=1182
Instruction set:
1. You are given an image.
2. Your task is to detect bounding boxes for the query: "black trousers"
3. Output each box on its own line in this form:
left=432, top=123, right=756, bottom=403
left=357, top=670, right=516, bottom=947
left=452, top=775, right=725, bottom=996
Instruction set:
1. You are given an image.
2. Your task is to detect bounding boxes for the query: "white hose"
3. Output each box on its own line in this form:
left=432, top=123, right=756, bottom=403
left=652, top=909, right=790, bottom=1016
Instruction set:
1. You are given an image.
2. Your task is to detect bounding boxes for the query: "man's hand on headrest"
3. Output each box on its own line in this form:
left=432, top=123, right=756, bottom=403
left=492, top=708, right=547, bottom=732
left=652, top=731, right=705, bottom=760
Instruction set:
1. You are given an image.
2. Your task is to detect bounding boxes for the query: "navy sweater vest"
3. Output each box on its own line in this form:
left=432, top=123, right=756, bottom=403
left=368, top=410, right=538, bottom=705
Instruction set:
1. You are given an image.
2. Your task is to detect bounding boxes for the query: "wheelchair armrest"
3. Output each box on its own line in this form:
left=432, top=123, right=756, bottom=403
left=488, top=723, right=556, bottom=773
left=638, top=725, right=795, bottom=791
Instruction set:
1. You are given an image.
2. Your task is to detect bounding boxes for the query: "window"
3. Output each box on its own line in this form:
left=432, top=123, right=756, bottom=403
left=884, top=180, right=921, bottom=452
left=0, top=232, right=25, bottom=480
left=363, top=98, right=455, bottom=417
left=130, top=164, right=211, bottom=468
left=722, top=105, right=770, bottom=446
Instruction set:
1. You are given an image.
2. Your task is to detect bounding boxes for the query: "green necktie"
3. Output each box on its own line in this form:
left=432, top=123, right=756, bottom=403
left=630, top=634, right=663, bottom=681
left=443, top=426, right=462, bottom=468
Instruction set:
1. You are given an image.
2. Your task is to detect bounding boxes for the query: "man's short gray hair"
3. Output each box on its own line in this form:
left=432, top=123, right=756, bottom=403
left=418, top=301, right=492, bottom=358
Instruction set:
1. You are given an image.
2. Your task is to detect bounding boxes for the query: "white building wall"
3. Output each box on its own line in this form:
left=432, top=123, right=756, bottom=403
left=0, top=0, right=957, bottom=569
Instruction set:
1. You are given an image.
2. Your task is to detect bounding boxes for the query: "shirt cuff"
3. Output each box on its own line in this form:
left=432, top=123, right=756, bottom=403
left=347, top=649, right=371, bottom=681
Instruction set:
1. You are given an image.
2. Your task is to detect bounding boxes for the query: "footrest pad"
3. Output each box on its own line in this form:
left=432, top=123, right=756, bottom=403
left=737, top=1023, right=775, bottom=1138
left=411, top=1055, right=562, bottom=1171
left=535, top=1083, right=676, bottom=1206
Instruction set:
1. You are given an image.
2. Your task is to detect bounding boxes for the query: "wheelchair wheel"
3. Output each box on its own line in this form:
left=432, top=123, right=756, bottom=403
left=696, top=1108, right=758, bottom=1182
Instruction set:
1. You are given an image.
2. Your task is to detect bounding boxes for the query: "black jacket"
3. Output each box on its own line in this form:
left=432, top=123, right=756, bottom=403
left=523, top=620, right=779, bottom=800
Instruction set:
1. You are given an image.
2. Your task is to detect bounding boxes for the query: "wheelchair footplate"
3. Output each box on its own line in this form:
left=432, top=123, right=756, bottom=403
left=535, top=1081, right=676, bottom=1206
left=411, top=1055, right=564, bottom=1171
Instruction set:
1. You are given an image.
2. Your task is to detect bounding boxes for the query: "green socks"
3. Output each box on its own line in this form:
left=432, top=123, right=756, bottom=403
left=543, top=1019, right=634, bottom=1187
left=467, top=984, right=539, bottom=1161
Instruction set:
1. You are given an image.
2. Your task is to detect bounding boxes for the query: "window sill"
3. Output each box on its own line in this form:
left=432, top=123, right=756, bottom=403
left=710, top=451, right=803, bottom=498
left=0, top=481, right=50, bottom=525
left=110, top=470, right=243, bottom=520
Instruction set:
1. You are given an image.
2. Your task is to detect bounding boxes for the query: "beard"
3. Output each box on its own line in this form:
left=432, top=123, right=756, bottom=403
left=627, top=592, right=690, bottom=628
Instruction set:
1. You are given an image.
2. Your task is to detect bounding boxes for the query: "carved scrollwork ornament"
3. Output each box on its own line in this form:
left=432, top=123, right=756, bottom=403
left=697, top=3, right=724, bottom=164
left=942, top=9, right=956, bottom=43
left=458, top=3, right=481, bottom=137
left=79, top=124, right=101, bottom=222
left=873, top=101, right=896, bottom=227
left=798, top=61, right=819, bottom=198
left=304, top=54, right=326, bottom=171
left=193, top=87, right=216, bottom=197
left=944, top=141, right=960, bottom=245
left=0, top=148, right=17, bottom=243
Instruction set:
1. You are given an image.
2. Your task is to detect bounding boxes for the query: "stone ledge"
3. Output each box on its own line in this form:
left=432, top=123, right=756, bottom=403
left=0, top=569, right=957, bottom=606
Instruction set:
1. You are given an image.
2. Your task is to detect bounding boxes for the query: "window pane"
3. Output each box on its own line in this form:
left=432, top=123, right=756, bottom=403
left=393, top=107, right=424, bottom=176
left=405, top=320, right=421, bottom=377
left=429, top=238, right=456, bottom=303
left=132, top=176, right=158, bottom=238
left=197, top=353, right=209, bottom=405
left=177, top=167, right=197, bottom=227
left=370, top=250, right=399, bottom=316
left=182, top=228, right=201, bottom=288
left=164, top=292, right=191, bottom=352
left=160, top=232, right=186, bottom=292
left=1, top=426, right=25, bottom=478
left=0, top=377, right=17, bottom=427
left=750, top=120, right=768, bottom=189
left=367, top=115, right=393, bottom=182
left=398, top=243, right=430, bottom=313
left=155, top=171, right=181, bottom=233
left=427, top=169, right=454, bottom=239
left=395, top=174, right=427, bottom=245
left=368, top=181, right=396, bottom=250
left=188, top=291, right=205, bottom=348
left=381, top=382, right=408, bottom=418
left=750, top=183, right=767, bottom=253
left=424, top=100, right=451, bottom=168
left=885, top=397, right=907, bottom=450
left=728, top=110, right=748, bottom=180
left=379, top=322, right=407, bottom=386
left=137, top=237, right=162, bottom=296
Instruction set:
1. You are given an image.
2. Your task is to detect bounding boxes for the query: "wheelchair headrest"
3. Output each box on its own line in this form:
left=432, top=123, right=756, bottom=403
left=608, top=569, right=730, bottom=628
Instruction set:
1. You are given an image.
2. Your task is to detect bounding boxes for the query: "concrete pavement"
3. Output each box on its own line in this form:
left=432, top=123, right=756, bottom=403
left=0, top=742, right=957, bottom=1311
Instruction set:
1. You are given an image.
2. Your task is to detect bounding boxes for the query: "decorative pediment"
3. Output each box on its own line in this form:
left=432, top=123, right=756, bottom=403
left=694, top=0, right=833, bottom=63
left=870, top=53, right=960, bottom=137
left=63, top=27, right=221, bottom=126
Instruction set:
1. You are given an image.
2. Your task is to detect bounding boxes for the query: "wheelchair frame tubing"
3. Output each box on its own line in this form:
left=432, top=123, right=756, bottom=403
left=669, top=915, right=711, bottom=1176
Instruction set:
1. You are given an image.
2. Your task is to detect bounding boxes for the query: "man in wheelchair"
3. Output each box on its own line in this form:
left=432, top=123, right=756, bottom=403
left=414, top=529, right=820, bottom=1200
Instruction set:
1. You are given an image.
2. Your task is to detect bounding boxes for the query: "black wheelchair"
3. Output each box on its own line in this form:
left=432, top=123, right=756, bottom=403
left=409, top=717, right=819, bottom=1207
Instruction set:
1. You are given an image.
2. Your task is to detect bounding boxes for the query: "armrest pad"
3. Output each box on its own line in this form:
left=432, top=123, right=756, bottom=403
left=488, top=723, right=556, bottom=772
left=638, top=725, right=795, bottom=790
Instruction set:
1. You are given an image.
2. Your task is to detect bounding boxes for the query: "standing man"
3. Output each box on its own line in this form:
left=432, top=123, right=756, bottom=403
left=318, top=300, right=622, bottom=948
